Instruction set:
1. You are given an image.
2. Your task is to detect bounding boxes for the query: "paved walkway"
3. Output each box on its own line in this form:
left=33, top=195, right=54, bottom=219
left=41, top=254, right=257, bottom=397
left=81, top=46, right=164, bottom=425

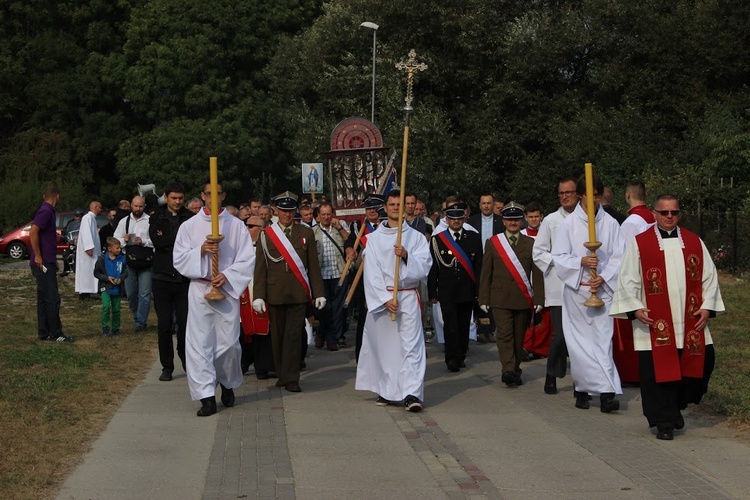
left=57, top=339, right=750, bottom=499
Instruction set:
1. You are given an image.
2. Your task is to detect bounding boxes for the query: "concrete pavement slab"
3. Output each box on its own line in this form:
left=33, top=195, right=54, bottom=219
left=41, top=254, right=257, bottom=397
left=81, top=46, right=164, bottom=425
left=56, top=338, right=750, bottom=499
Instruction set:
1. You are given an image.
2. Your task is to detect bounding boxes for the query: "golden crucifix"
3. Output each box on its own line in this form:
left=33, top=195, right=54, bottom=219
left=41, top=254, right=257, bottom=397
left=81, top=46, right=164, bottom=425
left=395, top=49, right=428, bottom=111
left=390, top=50, right=427, bottom=320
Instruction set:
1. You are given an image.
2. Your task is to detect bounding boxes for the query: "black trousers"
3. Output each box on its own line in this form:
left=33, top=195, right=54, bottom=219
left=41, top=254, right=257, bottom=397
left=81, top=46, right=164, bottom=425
left=638, top=345, right=715, bottom=428
left=152, top=279, right=188, bottom=372
left=268, top=303, right=307, bottom=385
left=32, top=262, right=63, bottom=339
left=440, top=300, right=473, bottom=366
left=546, top=306, right=568, bottom=378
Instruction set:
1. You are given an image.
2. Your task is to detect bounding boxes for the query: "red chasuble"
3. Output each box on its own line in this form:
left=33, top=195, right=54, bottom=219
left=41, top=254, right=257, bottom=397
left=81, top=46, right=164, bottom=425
left=635, top=227, right=706, bottom=383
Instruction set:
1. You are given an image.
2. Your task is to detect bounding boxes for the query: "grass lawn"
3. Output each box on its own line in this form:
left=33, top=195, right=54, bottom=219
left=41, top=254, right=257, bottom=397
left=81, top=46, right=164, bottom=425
left=0, top=262, right=157, bottom=499
left=0, top=262, right=747, bottom=498
left=700, top=273, right=750, bottom=426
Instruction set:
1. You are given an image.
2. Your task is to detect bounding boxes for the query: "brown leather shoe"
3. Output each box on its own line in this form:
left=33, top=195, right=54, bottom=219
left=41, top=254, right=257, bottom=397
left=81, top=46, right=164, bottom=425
left=327, top=342, right=339, bottom=351
left=285, top=382, right=302, bottom=392
left=314, top=336, right=325, bottom=349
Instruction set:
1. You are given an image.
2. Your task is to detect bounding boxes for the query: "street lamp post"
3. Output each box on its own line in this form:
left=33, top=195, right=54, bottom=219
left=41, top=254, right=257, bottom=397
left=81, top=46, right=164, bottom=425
left=360, top=21, right=378, bottom=123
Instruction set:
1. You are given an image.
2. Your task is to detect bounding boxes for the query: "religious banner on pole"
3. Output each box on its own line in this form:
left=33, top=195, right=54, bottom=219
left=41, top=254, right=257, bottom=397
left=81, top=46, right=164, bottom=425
left=302, top=163, right=324, bottom=193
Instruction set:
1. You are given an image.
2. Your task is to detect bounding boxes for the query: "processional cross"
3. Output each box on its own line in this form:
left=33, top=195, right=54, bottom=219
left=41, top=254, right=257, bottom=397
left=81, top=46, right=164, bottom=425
left=390, top=49, right=427, bottom=320
left=395, top=49, right=428, bottom=111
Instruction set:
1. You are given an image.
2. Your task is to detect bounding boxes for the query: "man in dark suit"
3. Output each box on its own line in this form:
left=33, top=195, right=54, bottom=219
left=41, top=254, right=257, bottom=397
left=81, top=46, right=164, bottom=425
left=428, top=202, right=483, bottom=372
left=467, top=193, right=504, bottom=343
left=478, top=202, right=544, bottom=387
left=467, top=193, right=504, bottom=246
left=252, top=191, right=325, bottom=392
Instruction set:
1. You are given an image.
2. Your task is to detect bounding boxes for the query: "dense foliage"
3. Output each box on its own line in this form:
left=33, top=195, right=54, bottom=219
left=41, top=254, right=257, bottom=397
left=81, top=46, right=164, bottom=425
left=1, top=0, right=749, bottom=233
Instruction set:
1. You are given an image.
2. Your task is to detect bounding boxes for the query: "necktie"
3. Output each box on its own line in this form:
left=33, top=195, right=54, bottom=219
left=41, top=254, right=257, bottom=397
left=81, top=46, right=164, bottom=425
left=509, top=235, right=517, bottom=247
left=453, top=232, right=460, bottom=242
left=284, top=227, right=291, bottom=238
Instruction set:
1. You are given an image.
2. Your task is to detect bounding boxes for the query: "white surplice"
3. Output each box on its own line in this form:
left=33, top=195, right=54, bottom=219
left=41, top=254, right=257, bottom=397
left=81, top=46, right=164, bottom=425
left=532, top=207, right=573, bottom=307
left=610, top=227, right=724, bottom=350
left=75, top=211, right=100, bottom=294
left=173, top=208, right=254, bottom=401
left=620, top=211, right=654, bottom=253
left=355, top=222, right=433, bottom=402
left=552, top=203, right=624, bottom=395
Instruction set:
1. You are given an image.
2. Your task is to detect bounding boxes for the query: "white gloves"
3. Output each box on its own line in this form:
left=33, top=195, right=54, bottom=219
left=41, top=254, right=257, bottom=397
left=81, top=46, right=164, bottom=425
left=480, top=305, right=490, bottom=313
left=315, top=297, right=327, bottom=310
left=534, top=305, right=543, bottom=313
left=252, top=298, right=266, bottom=314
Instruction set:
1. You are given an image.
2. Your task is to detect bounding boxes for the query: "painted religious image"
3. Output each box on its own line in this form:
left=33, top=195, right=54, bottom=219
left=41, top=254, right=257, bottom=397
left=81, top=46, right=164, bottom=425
left=302, top=163, right=324, bottom=193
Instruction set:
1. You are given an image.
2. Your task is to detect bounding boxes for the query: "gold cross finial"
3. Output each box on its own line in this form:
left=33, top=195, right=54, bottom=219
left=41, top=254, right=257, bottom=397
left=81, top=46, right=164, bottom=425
left=395, top=49, right=428, bottom=110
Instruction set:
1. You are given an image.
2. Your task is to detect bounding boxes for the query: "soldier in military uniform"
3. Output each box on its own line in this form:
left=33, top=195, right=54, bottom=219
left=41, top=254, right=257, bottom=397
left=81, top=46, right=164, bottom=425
left=478, top=202, right=545, bottom=387
left=428, top=202, right=483, bottom=372
left=252, top=192, right=325, bottom=392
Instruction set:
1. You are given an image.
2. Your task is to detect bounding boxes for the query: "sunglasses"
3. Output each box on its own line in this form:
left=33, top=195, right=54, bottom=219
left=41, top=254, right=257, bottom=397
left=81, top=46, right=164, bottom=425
left=246, top=224, right=263, bottom=228
left=655, top=210, right=680, bottom=216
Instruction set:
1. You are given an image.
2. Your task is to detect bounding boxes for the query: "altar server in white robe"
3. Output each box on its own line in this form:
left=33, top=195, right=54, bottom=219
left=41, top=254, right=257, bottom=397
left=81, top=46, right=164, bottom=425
left=355, top=190, right=433, bottom=412
left=552, top=175, right=624, bottom=413
left=610, top=194, right=724, bottom=440
left=75, top=201, right=103, bottom=297
left=173, top=183, right=254, bottom=417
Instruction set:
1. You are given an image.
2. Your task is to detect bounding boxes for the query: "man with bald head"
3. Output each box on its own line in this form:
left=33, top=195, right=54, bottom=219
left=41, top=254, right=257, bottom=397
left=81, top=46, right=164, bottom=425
left=75, top=200, right=103, bottom=299
left=115, top=195, right=154, bottom=332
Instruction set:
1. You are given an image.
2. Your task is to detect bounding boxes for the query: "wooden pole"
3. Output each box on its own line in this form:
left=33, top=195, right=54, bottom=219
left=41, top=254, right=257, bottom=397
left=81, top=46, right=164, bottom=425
left=339, top=221, right=367, bottom=286
left=391, top=116, right=410, bottom=320
left=343, top=262, right=365, bottom=308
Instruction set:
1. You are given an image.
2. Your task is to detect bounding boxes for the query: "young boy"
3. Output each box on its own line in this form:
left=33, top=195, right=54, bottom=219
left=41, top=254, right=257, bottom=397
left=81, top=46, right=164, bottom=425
left=94, top=237, right=128, bottom=336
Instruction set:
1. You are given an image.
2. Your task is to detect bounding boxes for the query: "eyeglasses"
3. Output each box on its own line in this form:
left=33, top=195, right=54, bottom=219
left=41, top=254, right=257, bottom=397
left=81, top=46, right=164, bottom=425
left=558, top=191, right=576, bottom=197
left=655, top=210, right=680, bottom=217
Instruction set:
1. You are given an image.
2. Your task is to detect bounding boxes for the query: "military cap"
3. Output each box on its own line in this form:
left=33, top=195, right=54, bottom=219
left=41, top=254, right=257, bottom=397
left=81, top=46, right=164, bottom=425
left=377, top=207, right=388, bottom=221
left=364, top=193, right=386, bottom=209
left=272, top=191, right=298, bottom=210
left=501, top=201, right=525, bottom=219
left=444, top=202, right=468, bottom=219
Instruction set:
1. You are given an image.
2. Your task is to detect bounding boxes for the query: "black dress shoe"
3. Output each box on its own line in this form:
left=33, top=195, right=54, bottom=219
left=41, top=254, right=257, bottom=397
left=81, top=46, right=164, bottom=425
left=285, top=382, right=302, bottom=392
left=544, top=375, right=558, bottom=394
left=656, top=425, right=674, bottom=440
left=275, top=380, right=285, bottom=387
left=513, top=373, right=524, bottom=386
left=256, top=372, right=270, bottom=380
left=575, top=392, right=590, bottom=409
left=675, top=414, right=685, bottom=430
left=197, top=396, right=217, bottom=417
left=220, top=384, right=235, bottom=407
left=159, top=369, right=173, bottom=382
left=446, top=359, right=460, bottom=372
left=600, top=393, right=620, bottom=413
left=501, top=371, right=518, bottom=387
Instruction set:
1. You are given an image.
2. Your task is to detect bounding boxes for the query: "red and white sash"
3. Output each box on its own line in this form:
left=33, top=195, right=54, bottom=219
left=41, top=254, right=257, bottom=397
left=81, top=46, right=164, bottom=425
left=490, top=234, right=534, bottom=308
left=636, top=226, right=705, bottom=383
left=265, top=224, right=312, bottom=301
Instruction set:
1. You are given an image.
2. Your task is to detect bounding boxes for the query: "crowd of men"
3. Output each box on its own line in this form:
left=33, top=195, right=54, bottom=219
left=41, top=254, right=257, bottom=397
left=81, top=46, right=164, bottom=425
left=29, top=176, right=724, bottom=439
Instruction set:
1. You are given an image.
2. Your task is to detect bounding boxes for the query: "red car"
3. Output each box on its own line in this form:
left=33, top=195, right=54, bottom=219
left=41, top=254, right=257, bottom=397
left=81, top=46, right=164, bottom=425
left=0, top=211, right=109, bottom=259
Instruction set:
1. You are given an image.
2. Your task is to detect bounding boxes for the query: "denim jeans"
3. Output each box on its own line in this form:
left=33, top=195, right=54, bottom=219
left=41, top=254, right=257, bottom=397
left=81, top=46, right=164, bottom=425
left=125, top=266, right=152, bottom=328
